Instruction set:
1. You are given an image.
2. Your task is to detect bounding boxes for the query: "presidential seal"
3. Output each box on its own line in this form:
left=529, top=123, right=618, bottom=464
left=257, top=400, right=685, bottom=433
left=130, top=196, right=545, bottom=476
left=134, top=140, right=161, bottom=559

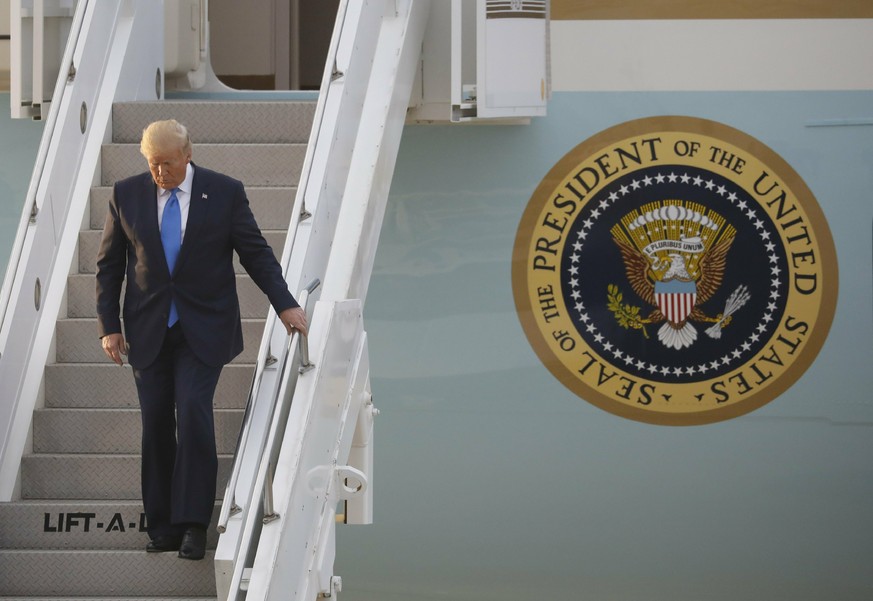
left=512, top=116, right=837, bottom=425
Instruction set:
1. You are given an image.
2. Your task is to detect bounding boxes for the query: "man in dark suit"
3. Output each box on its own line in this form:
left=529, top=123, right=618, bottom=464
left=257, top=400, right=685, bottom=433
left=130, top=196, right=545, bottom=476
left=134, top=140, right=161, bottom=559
left=96, top=119, right=307, bottom=560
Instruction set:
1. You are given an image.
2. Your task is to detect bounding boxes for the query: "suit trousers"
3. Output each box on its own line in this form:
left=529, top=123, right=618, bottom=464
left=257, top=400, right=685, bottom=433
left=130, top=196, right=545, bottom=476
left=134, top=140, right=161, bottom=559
left=132, top=323, right=223, bottom=537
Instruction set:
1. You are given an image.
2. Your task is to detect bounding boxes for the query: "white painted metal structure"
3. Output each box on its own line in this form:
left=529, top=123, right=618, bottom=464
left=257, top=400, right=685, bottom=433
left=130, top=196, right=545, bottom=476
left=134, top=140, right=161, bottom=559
left=0, top=0, right=549, bottom=597
left=9, top=0, right=76, bottom=120
left=473, top=0, right=549, bottom=119
left=408, top=1, right=549, bottom=122
left=215, top=3, right=429, bottom=598
left=0, top=0, right=163, bottom=499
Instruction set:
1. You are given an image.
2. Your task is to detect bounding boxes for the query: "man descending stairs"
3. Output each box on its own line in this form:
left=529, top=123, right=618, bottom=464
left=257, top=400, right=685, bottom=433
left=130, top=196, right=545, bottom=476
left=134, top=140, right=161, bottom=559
left=0, top=99, right=314, bottom=598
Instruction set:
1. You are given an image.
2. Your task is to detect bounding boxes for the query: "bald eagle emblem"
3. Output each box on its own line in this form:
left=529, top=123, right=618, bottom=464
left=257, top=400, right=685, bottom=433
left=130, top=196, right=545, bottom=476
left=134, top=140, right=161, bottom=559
left=608, top=200, right=750, bottom=350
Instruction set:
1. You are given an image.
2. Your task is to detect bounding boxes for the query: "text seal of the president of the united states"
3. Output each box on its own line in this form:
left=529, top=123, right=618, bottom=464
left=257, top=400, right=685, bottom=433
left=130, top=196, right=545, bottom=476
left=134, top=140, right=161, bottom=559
left=513, top=116, right=837, bottom=425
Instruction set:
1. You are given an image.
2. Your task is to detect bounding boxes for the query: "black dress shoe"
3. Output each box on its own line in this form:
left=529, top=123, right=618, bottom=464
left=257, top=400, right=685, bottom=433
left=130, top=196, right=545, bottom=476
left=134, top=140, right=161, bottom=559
left=146, top=534, right=182, bottom=553
left=178, top=526, right=207, bottom=560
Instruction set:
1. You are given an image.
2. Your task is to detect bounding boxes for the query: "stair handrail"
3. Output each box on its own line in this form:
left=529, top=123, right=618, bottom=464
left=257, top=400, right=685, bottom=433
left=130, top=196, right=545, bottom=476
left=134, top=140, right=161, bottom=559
left=0, top=1, right=165, bottom=499
left=218, top=278, right=321, bottom=533
left=216, top=1, right=429, bottom=597
left=215, top=0, right=354, bottom=537
left=258, top=279, right=319, bottom=521
left=0, top=0, right=88, bottom=351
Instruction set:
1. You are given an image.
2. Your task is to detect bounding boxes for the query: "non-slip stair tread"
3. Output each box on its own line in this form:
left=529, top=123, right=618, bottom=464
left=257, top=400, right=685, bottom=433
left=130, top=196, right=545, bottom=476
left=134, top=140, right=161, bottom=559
left=89, top=185, right=296, bottom=229
left=32, top=408, right=243, bottom=454
left=100, top=143, right=307, bottom=187
left=44, top=363, right=254, bottom=409
left=24, top=452, right=233, bottom=459
left=66, top=273, right=274, bottom=319
left=0, top=499, right=223, bottom=551
left=112, top=99, right=316, bottom=144
left=20, top=455, right=232, bottom=501
left=35, top=407, right=243, bottom=413
left=77, top=229, right=287, bottom=274
left=55, top=319, right=266, bottom=364
left=0, top=549, right=216, bottom=597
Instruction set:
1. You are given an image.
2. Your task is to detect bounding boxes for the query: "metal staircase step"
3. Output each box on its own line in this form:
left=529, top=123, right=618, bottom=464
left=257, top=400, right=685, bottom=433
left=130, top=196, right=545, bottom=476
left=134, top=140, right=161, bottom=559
left=67, top=273, right=275, bottom=319
left=90, top=185, right=296, bottom=230
left=44, top=363, right=253, bottom=409
left=0, top=549, right=216, bottom=597
left=100, top=143, right=306, bottom=187
left=55, top=319, right=266, bottom=364
left=20, top=455, right=231, bottom=500
left=112, top=100, right=315, bottom=144
left=33, top=409, right=243, bottom=454
left=0, top=500, right=221, bottom=550
left=77, top=229, right=286, bottom=274
left=0, top=598, right=215, bottom=601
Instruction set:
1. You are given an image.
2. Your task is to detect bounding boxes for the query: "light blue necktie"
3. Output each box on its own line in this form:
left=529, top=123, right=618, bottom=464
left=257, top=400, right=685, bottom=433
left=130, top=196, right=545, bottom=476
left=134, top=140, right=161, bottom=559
left=161, top=188, right=181, bottom=327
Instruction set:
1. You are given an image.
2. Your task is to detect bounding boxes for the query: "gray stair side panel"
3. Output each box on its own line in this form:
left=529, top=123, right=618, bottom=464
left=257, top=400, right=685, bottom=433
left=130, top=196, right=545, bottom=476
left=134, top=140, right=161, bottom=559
left=91, top=185, right=296, bottom=229
left=0, top=550, right=215, bottom=596
left=33, top=409, right=243, bottom=454
left=112, top=100, right=316, bottom=144
left=45, top=364, right=253, bottom=409
left=56, top=319, right=266, bottom=364
left=68, top=274, right=272, bottom=319
left=0, top=500, right=222, bottom=550
left=100, top=143, right=307, bottom=187
left=20, top=455, right=231, bottom=500
left=78, top=229, right=286, bottom=274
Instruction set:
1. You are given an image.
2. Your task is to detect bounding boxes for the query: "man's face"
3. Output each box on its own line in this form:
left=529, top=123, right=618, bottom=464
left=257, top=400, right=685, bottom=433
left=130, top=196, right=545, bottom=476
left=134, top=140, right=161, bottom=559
left=147, top=147, right=190, bottom=190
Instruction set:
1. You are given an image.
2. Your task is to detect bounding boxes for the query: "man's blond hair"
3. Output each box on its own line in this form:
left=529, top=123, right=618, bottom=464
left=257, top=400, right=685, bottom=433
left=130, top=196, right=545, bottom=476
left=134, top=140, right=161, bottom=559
left=140, top=119, right=192, bottom=158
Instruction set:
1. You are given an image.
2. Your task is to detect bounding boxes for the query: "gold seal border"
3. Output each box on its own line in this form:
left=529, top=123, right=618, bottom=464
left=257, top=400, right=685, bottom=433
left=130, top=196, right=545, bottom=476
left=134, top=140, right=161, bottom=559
left=512, top=116, right=839, bottom=426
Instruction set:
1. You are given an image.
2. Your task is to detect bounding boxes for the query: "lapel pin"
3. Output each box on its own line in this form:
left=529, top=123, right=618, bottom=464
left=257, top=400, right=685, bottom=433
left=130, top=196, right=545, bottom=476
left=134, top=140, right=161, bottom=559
left=202, top=193, right=208, bottom=199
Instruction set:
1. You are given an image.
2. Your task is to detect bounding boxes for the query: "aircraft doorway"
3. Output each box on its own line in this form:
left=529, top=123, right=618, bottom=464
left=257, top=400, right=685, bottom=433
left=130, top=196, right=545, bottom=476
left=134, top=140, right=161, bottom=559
left=210, top=0, right=339, bottom=90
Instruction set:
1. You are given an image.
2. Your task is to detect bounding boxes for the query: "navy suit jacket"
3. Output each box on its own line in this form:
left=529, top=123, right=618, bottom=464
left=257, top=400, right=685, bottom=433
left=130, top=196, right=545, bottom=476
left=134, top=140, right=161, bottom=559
left=96, top=164, right=297, bottom=369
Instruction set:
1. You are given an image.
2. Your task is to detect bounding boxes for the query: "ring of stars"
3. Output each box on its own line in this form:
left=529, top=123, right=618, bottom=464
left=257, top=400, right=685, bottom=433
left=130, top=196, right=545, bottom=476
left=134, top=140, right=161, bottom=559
left=565, top=170, right=784, bottom=380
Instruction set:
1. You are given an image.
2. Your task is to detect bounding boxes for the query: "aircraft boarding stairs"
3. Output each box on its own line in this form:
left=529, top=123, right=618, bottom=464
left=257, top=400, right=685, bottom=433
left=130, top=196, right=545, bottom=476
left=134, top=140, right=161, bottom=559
left=0, top=1, right=429, bottom=599
left=0, top=100, right=313, bottom=597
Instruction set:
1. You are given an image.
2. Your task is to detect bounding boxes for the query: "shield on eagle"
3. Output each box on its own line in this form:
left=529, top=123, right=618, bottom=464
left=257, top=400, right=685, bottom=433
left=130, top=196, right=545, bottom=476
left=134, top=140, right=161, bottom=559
left=654, top=279, right=697, bottom=325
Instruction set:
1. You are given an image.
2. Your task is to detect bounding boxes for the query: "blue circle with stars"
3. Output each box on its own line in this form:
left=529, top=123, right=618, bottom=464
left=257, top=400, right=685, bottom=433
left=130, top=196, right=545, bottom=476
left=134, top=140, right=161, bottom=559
left=561, top=165, right=789, bottom=384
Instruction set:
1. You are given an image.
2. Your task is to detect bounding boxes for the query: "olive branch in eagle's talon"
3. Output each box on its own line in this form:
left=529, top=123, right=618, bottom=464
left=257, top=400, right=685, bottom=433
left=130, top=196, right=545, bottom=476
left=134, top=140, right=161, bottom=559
left=607, top=284, right=651, bottom=338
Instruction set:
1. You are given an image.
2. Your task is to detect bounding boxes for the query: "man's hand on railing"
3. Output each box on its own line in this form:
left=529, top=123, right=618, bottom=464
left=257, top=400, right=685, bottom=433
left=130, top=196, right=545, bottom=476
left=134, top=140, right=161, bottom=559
left=279, top=306, right=308, bottom=337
